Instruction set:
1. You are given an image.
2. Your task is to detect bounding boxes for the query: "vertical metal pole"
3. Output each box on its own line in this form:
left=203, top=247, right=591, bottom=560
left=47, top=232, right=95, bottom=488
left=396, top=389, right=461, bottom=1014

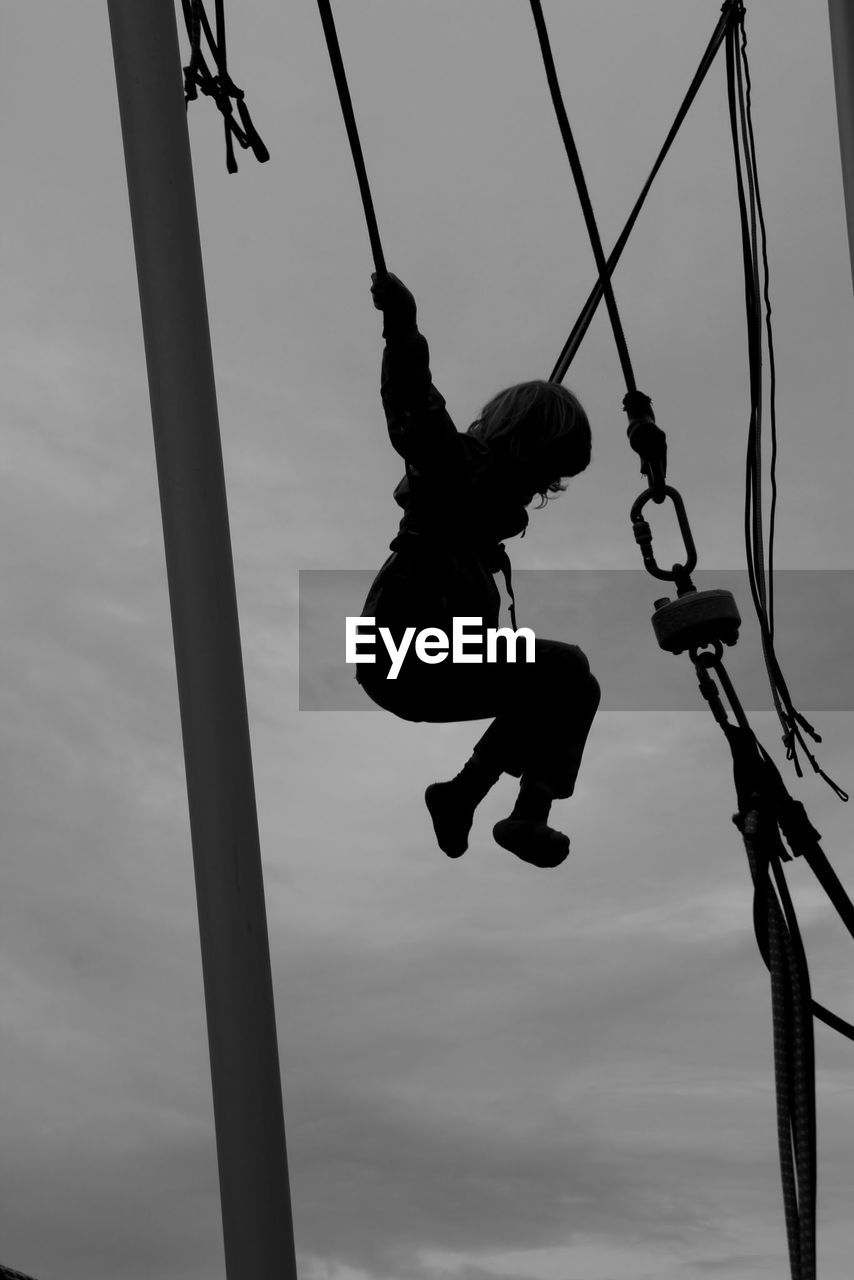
left=106, top=3, right=297, bottom=1277
left=828, top=0, right=854, bottom=292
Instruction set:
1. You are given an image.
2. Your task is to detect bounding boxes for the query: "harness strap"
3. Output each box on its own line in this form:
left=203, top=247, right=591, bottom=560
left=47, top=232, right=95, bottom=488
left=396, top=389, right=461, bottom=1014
left=494, top=544, right=518, bottom=631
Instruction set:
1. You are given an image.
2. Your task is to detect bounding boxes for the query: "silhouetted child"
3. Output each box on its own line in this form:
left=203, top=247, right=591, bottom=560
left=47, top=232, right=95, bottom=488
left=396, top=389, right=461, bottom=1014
left=356, top=272, right=601, bottom=868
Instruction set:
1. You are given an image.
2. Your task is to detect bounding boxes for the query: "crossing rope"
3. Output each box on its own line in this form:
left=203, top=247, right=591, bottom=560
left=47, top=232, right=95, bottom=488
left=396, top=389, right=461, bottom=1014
left=549, top=6, right=730, bottom=382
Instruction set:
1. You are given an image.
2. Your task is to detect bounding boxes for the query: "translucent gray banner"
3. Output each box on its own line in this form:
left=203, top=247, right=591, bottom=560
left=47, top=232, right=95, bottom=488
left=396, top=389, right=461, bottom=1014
left=299, top=569, right=854, bottom=712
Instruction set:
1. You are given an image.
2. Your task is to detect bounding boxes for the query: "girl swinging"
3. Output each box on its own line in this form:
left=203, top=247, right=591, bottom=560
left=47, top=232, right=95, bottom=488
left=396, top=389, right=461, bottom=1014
left=356, top=272, right=601, bottom=869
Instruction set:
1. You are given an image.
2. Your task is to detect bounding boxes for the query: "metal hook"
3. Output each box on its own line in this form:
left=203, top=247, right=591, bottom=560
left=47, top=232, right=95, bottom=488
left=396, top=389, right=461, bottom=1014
left=629, top=484, right=698, bottom=583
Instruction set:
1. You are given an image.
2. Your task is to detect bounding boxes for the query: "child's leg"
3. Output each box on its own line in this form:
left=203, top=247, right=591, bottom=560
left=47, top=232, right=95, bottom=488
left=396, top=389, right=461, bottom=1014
left=425, top=752, right=503, bottom=858
left=472, top=640, right=600, bottom=795
left=361, top=652, right=507, bottom=857
left=427, top=641, right=600, bottom=862
left=479, top=641, right=601, bottom=866
left=360, top=636, right=600, bottom=863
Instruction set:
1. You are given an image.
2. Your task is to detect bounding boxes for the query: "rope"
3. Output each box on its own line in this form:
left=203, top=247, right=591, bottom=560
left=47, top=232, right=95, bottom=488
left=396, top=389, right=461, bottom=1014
left=527, top=0, right=636, bottom=395
left=528, top=0, right=673, bottom=494
left=315, top=0, right=387, bottom=278
left=733, top=781, right=817, bottom=1279
left=693, top=665, right=854, bottom=1277
left=763, top=847, right=805, bottom=1279
left=550, top=5, right=730, bottom=383
left=180, top=0, right=270, bottom=172
left=694, top=642, right=846, bottom=1278
left=725, top=8, right=846, bottom=799
left=702, top=679, right=854, bottom=1038
left=771, top=839, right=817, bottom=1279
left=687, top=638, right=853, bottom=1275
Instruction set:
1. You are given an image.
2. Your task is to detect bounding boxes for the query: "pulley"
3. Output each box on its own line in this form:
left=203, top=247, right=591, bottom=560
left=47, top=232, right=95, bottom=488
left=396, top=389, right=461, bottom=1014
left=651, top=587, right=741, bottom=655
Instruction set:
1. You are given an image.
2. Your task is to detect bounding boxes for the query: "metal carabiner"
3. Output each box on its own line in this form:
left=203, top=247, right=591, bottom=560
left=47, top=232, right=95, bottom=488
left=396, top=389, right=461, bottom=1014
left=629, top=484, right=698, bottom=584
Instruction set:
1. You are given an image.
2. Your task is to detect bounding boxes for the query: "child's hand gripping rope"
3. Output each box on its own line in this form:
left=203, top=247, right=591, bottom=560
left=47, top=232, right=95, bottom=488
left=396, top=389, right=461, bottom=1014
left=371, top=271, right=417, bottom=333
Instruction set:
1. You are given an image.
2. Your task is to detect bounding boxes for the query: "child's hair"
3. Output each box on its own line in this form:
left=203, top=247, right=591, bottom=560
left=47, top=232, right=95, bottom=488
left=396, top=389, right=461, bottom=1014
left=466, top=380, right=591, bottom=505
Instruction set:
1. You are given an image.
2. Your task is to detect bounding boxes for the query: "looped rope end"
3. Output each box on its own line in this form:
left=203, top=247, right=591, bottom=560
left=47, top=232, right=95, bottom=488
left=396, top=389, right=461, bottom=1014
left=819, top=772, right=850, bottom=803
left=793, top=709, right=821, bottom=743
left=183, top=67, right=200, bottom=103
left=225, top=122, right=238, bottom=174
left=181, top=1, right=269, bottom=173
left=236, top=99, right=270, bottom=163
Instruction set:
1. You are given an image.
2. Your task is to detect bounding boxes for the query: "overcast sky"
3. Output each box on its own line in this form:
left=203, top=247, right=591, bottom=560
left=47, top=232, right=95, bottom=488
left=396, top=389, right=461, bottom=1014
left=2, top=3, right=854, bottom=1279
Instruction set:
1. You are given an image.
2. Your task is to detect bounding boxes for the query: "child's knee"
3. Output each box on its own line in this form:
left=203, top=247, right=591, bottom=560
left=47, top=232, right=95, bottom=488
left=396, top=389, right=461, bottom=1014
left=555, top=644, right=600, bottom=707
left=555, top=642, right=592, bottom=681
left=573, top=660, right=600, bottom=713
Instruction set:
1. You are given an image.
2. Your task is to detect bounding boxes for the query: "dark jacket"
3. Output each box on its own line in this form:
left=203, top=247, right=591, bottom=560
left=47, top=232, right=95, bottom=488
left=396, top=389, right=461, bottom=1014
left=358, top=322, right=528, bottom=673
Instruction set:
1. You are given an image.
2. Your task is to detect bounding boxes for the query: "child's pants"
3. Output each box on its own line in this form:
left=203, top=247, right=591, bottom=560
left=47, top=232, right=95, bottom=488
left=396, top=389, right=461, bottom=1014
left=357, top=638, right=601, bottom=799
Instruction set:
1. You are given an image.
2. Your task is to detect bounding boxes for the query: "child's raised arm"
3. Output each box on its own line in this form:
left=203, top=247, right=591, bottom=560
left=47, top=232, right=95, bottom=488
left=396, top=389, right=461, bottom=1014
left=371, top=272, right=460, bottom=472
